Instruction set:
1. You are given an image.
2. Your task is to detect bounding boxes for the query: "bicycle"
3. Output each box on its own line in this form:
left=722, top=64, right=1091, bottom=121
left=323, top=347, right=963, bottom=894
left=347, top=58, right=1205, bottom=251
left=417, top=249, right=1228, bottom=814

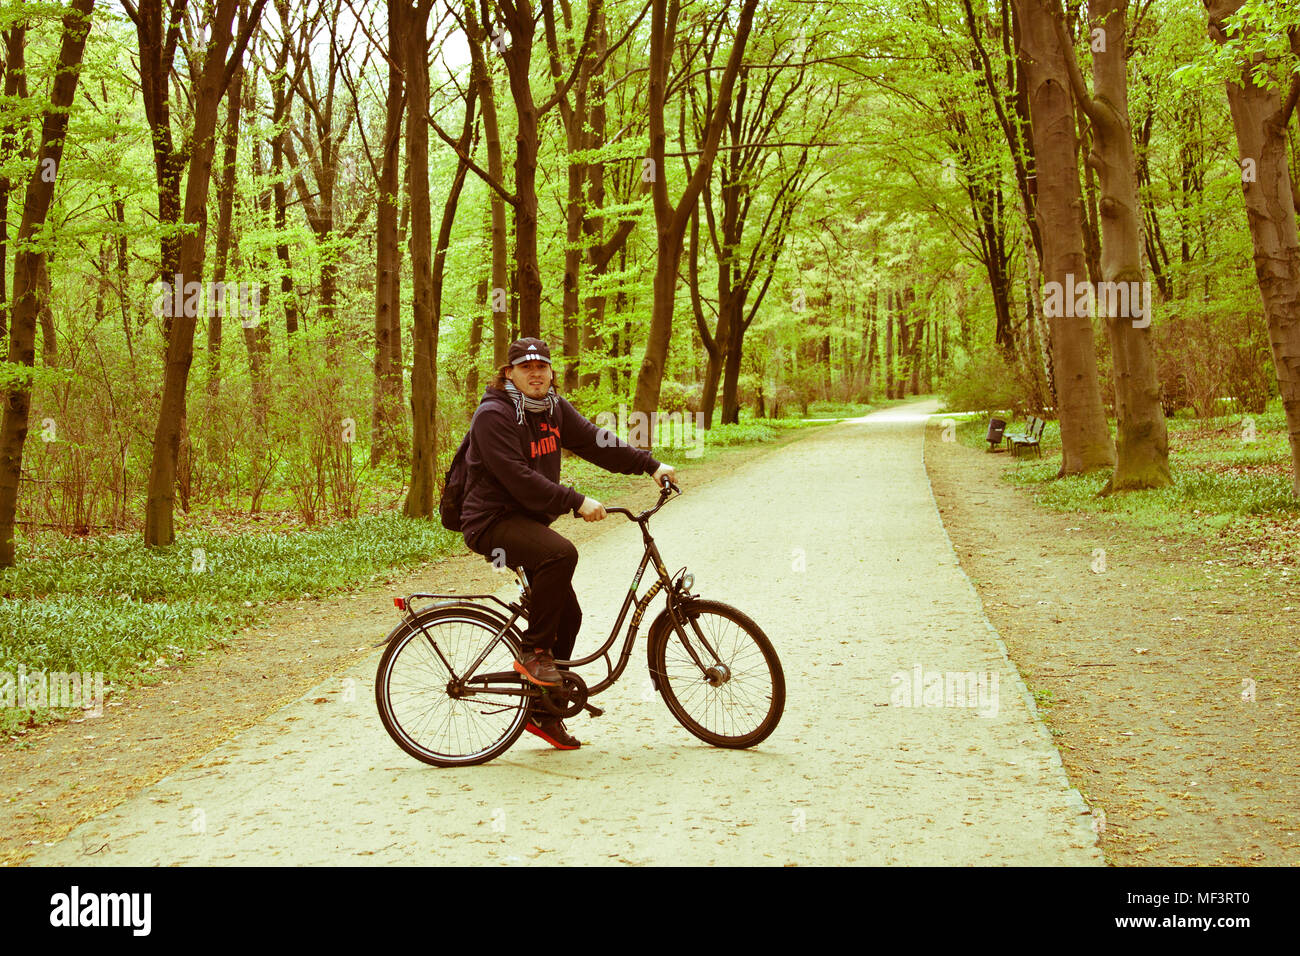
left=374, top=478, right=785, bottom=766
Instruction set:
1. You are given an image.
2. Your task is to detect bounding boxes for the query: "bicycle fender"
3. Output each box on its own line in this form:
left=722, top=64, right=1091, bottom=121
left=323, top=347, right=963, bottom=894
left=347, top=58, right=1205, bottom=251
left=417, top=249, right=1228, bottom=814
left=644, top=597, right=702, bottom=690
left=373, top=601, right=520, bottom=647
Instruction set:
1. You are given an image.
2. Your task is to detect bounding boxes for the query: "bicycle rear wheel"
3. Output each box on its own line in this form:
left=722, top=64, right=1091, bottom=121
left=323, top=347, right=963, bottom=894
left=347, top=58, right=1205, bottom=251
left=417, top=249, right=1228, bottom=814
left=649, top=599, right=784, bottom=748
left=375, top=608, right=529, bottom=767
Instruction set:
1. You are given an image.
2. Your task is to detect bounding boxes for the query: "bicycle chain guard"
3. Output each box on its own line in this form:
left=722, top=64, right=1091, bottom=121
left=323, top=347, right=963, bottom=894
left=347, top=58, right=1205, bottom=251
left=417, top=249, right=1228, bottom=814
left=538, top=671, right=589, bottom=719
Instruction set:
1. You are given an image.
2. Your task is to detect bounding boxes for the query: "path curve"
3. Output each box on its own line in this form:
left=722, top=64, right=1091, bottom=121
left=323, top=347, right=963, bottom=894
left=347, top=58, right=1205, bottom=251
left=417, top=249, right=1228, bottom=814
left=30, top=399, right=1102, bottom=865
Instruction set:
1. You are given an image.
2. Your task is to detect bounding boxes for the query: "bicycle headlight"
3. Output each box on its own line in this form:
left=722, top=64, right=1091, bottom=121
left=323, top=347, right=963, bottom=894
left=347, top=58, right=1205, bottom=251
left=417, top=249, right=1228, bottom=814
left=681, top=571, right=694, bottom=591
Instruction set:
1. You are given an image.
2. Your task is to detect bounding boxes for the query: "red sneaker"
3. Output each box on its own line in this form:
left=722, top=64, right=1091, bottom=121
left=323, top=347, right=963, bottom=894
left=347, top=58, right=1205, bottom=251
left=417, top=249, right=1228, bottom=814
left=525, top=715, right=581, bottom=750
left=514, top=648, right=562, bottom=686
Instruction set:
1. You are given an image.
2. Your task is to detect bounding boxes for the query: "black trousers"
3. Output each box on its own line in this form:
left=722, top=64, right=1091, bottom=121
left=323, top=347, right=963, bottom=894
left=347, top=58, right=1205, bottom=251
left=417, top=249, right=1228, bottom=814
left=474, top=514, right=581, bottom=662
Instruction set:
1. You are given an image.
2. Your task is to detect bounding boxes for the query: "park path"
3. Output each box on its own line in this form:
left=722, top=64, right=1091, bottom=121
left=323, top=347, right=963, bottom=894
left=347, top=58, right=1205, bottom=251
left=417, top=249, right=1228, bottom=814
left=30, top=399, right=1101, bottom=865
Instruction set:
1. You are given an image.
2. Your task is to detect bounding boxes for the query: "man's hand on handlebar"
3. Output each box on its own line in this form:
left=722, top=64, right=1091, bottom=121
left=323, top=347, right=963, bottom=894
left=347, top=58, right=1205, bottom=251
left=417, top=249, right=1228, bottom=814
left=653, top=463, right=677, bottom=491
left=578, top=496, right=607, bottom=522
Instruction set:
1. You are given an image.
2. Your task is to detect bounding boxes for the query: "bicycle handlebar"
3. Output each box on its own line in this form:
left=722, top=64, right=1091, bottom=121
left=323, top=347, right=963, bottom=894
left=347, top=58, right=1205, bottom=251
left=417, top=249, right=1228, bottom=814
left=605, top=476, right=679, bottom=523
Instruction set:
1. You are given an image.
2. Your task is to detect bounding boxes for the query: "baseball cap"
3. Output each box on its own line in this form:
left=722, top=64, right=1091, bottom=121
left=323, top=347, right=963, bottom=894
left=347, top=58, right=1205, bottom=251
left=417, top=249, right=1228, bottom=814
left=508, top=337, right=552, bottom=365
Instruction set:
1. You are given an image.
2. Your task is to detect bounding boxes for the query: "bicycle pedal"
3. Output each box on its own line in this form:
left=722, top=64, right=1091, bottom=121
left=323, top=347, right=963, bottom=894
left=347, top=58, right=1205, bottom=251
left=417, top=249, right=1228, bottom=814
left=582, top=702, right=604, bottom=718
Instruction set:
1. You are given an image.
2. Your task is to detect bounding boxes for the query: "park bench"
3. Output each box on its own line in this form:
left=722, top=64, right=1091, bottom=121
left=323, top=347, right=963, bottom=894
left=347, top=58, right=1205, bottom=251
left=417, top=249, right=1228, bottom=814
left=1005, top=416, right=1045, bottom=457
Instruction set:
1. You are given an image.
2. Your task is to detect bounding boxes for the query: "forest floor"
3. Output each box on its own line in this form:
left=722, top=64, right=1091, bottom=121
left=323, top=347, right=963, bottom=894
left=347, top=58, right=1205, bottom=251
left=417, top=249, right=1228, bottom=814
left=927, top=426, right=1300, bottom=865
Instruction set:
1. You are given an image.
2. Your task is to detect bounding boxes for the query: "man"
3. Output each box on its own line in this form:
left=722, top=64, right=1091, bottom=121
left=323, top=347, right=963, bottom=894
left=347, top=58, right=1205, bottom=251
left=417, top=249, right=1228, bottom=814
left=460, top=337, right=676, bottom=750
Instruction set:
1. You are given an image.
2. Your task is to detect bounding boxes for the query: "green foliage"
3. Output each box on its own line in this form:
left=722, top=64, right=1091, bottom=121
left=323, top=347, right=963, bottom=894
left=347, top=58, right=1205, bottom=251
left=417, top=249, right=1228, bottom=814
left=940, top=350, right=1030, bottom=415
left=701, top=421, right=779, bottom=445
left=949, top=402, right=1300, bottom=539
left=0, top=512, right=457, bottom=731
left=657, top=379, right=701, bottom=413
left=805, top=400, right=874, bottom=418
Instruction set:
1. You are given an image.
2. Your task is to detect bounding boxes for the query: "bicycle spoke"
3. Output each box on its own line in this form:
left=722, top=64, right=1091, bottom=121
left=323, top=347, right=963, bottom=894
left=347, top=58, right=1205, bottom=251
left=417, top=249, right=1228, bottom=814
left=377, top=613, right=529, bottom=766
left=654, top=602, right=783, bottom=747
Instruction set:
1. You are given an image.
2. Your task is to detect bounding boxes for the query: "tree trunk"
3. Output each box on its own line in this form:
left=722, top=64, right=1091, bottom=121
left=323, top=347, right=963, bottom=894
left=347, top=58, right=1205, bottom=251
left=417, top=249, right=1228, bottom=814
left=1059, top=0, right=1170, bottom=492
left=466, top=0, right=508, bottom=365
left=691, top=203, right=726, bottom=427
left=246, top=124, right=273, bottom=428
left=1016, top=0, right=1114, bottom=474
left=269, top=34, right=299, bottom=341
left=498, top=0, right=543, bottom=339
left=0, top=0, right=96, bottom=568
left=431, top=65, right=478, bottom=415
left=372, top=0, right=404, bottom=465
left=580, top=9, right=612, bottom=391
left=1205, top=1, right=1300, bottom=496
left=402, top=0, right=436, bottom=519
left=131, top=0, right=185, bottom=327
left=145, top=0, right=263, bottom=546
left=0, top=25, right=30, bottom=344
left=885, top=293, right=896, bottom=400
left=208, top=61, right=243, bottom=400
left=631, top=0, right=760, bottom=443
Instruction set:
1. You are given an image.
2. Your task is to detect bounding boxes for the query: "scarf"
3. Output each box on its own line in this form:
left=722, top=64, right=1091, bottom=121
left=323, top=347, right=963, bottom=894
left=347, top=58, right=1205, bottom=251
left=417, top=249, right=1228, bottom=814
left=503, top=378, right=558, bottom=424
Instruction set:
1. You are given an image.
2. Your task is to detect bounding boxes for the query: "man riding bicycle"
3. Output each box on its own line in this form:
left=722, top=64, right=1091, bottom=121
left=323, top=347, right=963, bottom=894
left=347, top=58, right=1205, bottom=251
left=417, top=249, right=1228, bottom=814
left=459, top=337, right=676, bottom=750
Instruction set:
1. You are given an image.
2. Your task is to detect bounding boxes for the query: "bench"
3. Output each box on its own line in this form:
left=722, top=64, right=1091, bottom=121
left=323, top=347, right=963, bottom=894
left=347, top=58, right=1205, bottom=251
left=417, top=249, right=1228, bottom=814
left=1005, top=416, right=1045, bottom=457
left=1002, top=416, right=1034, bottom=448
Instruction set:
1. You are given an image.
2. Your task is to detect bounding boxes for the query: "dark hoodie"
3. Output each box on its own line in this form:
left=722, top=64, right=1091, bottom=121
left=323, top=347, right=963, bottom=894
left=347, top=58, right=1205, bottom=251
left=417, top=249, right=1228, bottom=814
left=459, top=387, right=662, bottom=553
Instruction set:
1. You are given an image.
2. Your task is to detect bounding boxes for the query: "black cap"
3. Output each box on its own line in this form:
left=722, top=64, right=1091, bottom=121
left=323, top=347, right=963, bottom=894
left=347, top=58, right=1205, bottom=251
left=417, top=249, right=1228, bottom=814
left=507, top=337, right=552, bottom=365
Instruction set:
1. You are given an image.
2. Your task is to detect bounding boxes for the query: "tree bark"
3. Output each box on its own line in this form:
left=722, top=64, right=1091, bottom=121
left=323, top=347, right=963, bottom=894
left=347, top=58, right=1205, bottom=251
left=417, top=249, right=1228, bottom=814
left=127, top=0, right=187, bottom=323
left=0, top=25, right=30, bottom=344
left=465, top=0, right=509, bottom=365
left=208, top=57, right=243, bottom=400
left=497, top=0, right=545, bottom=339
left=246, top=119, right=273, bottom=429
left=402, top=0, right=436, bottom=519
left=1205, top=1, right=1300, bottom=496
left=0, top=0, right=96, bottom=568
left=1057, top=0, right=1170, bottom=492
left=1015, top=0, right=1114, bottom=474
left=372, top=0, right=405, bottom=465
left=144, top=0, right=266, bottom=546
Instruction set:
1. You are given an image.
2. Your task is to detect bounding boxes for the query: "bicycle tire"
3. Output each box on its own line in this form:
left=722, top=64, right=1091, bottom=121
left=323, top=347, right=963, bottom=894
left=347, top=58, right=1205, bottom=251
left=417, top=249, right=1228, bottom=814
left=375, top=606, right=530, bottom=767
left=648, top=598, right=785, bottom=748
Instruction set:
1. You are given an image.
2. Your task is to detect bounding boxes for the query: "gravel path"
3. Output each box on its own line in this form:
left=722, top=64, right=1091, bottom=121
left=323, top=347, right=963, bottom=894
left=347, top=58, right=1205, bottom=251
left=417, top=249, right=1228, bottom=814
left=30, top=400, right=1102, bottom=865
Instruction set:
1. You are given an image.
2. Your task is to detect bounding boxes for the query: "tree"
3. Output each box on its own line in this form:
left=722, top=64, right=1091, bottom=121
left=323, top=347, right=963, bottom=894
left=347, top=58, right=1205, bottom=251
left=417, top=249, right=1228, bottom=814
left=1014, top=0, right=1114, bottom=474
left=1204, top=0, right=1300, bottom=496
left=143, top=0, right=267, bottom=547
left=1057, top=0, right=1171, bottom=492
left=0, top=0, right=97, bottom=568
left=630, top=0, right=759, bottom=443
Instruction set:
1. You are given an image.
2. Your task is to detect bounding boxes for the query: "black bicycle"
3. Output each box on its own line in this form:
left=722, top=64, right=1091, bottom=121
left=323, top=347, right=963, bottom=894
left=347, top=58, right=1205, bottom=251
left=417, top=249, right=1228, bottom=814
left=374, top=478, right=785, bottom=766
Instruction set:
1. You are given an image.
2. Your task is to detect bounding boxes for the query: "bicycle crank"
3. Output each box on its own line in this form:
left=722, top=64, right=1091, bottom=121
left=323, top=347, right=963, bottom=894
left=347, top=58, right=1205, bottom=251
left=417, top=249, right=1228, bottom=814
left=538, top=671, right=589, bottom=719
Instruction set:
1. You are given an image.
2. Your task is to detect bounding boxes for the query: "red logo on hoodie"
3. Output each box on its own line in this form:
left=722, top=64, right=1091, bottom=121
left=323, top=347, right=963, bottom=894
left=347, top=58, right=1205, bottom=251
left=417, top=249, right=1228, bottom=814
left=530, top=422, right=560, bottom=458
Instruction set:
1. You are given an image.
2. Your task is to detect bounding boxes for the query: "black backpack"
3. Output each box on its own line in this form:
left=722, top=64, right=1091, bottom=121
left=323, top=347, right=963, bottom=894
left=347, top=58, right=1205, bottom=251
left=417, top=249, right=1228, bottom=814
left=438, top=431, right=474, bottom=532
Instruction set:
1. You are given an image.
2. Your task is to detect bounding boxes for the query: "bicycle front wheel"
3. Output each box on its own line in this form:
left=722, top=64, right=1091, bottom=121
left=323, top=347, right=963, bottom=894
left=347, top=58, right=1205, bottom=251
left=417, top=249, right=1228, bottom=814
left=375, top=608, right=529, bottom=767
left=649, top=599, right=785, bottom=748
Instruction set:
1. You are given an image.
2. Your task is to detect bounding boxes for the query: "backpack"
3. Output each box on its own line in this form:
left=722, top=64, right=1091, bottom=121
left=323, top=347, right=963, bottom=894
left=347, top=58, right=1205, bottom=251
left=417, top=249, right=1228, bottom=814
left=438, top=431, right=474, bottom=532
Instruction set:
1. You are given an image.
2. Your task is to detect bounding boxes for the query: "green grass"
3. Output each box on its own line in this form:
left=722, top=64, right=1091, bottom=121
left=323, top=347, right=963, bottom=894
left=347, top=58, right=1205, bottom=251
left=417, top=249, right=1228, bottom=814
left=0, top=512, right=459, bottom=733
left=802, top=400, right=873, bottom=418
left=945, top=401, right=1300, bottom=537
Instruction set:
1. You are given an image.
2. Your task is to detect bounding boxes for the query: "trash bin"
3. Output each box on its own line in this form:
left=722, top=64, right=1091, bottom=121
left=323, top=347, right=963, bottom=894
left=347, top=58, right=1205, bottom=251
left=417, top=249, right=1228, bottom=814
left=986, top=417, right=1006, bottom=450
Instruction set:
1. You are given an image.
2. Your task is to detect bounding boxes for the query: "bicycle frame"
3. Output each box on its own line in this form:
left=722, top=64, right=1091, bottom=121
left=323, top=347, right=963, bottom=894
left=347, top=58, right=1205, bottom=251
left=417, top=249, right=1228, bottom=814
left=387, top=484, right=708, bottom=702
